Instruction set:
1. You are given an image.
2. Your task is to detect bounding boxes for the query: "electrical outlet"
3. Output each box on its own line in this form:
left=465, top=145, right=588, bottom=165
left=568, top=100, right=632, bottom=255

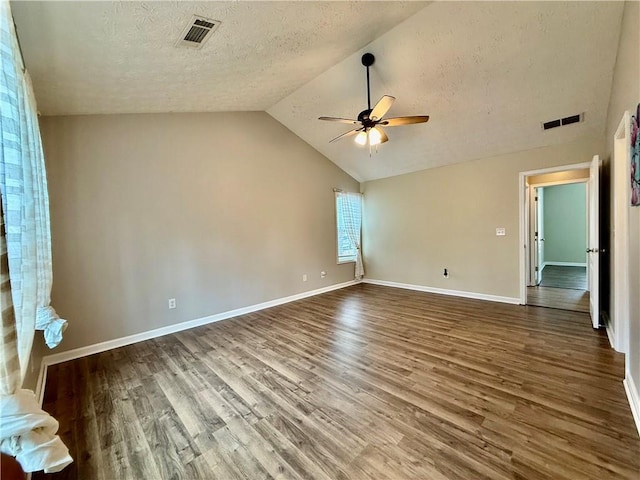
left=496, top=227, right=506, bottom=236
left=320, top=271, right=327, bottom=279
left=168, top=298, right=176, bottom=309
left=443, top=268, right=449, bottom=278
left=302, top=274, right=308, bottom=282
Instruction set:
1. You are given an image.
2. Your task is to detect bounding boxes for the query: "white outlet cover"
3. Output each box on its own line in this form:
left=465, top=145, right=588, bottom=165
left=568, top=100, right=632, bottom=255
left=496, top=228, right=506, bottom=236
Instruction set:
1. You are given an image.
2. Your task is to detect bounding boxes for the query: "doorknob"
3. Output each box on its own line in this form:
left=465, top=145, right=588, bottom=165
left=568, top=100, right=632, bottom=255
left=586, top=248, right=599, bottom=253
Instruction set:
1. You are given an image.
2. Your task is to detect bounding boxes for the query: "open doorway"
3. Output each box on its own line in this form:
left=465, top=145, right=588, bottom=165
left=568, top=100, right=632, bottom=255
left=519, top=160, right=601, bottom=326
left=527, top=179, right=589, bottom=312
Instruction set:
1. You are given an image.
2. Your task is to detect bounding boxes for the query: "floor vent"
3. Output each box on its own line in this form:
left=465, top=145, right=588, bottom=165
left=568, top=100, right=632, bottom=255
left=542, top=113, right=584, bottom=130
left=176, top=15, right=220, bottom=49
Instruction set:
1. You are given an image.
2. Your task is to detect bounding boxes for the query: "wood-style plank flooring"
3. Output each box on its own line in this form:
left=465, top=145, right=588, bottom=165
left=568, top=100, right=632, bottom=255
left=36, top=284, right=639, bottom=480
left=527, top=286, right=590, bottom=313
left=528, top=266, right=590, bottom=313
left=539, top=266, right=588, bottom=290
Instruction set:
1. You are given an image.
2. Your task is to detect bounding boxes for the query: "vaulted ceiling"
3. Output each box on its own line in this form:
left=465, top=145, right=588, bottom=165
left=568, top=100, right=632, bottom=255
left=12, top=1, right=624, bottom=181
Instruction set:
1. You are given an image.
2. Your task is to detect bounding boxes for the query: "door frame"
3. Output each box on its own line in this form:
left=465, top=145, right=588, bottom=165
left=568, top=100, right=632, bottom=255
left=611, top=111, right=631, bottom=355
left=518, top=162, right=591, bottom=305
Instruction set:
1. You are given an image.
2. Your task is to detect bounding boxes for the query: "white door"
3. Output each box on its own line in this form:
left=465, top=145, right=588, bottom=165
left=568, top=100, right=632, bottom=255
left=535, top=188, right=544, bottom=285
left=528, top=186, right=538, bottom=286
left=588, top=155, right=600, bottom=329
left=528, top=187, right=545, bottom=286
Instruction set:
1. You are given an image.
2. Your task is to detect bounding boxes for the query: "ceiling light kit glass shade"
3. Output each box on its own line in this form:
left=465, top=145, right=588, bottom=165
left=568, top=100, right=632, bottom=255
left=354, top=127, right=382, bottom=147
left=368, top=127, right=382, bottom=146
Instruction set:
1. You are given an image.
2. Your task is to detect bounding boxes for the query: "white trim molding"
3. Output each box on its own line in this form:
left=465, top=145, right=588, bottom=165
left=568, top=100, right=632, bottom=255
left=363, top=279, right=520, bottom=305
left=612, top=111, right=632, bottom=355
left=37, top=280, right=360, bottom=373
left=605, top=319, right=616, bottom=350
left=624, top=374, right=640, bottom=438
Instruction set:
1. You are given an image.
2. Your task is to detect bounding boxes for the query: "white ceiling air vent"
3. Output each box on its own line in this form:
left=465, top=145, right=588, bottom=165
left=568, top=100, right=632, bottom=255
left=176, top=15, right=220, bottom=49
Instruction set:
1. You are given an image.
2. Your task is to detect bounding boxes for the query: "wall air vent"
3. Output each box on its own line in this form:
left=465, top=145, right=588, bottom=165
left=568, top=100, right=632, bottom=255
left=542, top=113, right=584, bottom=130
left=176, top=15, right=220, bottom=49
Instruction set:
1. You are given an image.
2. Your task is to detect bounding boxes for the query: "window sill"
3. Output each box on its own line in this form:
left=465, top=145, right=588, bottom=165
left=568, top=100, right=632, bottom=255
left=338, top=259, right=356, bottom=265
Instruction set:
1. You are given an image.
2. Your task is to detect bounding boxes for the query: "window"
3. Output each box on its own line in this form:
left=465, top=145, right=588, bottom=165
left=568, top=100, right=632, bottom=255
left=335, top=192, right=362, bottom=263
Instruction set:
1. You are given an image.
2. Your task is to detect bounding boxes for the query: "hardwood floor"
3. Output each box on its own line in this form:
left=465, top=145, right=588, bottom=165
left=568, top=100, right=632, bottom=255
left=35, top=284, right=639, bottom=480
left=528, top=266, right=590, bottom=313
left=527, top=286, right=590, bottom=313
left=539, top=266, right=587, bottom=290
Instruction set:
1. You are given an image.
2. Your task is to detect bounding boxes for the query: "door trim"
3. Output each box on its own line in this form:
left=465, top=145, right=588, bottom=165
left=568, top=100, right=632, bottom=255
left=612, top=111, right=631, bottom=354
left=518, top=162, right=591, bottom=305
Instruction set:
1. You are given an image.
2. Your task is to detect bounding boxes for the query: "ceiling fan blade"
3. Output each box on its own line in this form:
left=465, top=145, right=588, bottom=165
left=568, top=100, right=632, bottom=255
left=370, top=95, right=395, bottom=121
left=318, top=116, right=359, bottom=125
left=381, top=115, right=430, bottom=127
left=329, top=128, right=362, bottom=143
left=378, top=127, right=389, bottom=144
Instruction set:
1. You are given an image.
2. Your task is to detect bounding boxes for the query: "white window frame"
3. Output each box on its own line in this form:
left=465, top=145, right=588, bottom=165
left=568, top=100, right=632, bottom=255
left=335, top=192, right=361, bottom=264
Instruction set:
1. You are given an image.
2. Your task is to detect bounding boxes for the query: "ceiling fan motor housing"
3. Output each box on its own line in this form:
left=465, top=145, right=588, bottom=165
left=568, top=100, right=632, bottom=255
left=357, top=109, right=374, bottom=126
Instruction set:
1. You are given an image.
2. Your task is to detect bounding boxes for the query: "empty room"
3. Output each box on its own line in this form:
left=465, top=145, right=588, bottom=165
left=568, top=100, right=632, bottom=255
left=1, top=1, right=639, bottom=479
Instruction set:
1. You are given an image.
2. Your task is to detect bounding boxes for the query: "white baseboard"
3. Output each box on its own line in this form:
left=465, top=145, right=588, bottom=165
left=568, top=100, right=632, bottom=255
left=623, top=373, right=640, bottom=438
left=39, top=280, right=360, bottom=370
left=543, top=261, right=587, bottom=267
left=606, top=320, right=616, bottom=350
left=362, top=279, right=520, bottom=305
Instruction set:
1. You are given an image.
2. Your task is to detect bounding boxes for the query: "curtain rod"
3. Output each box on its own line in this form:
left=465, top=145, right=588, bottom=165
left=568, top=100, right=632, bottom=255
left=333, top=188, right=343, bottom=193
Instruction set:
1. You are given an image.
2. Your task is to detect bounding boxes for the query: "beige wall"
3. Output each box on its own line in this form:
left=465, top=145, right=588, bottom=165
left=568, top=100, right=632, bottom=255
left=361, top=135, right=603, bottom=300
left=38, top=112, right=359, bottom=355
left=604, top=1, right=640, bottom=405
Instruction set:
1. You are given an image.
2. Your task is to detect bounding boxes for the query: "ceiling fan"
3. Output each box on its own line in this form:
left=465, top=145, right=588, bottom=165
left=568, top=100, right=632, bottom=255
left=319, top=53, right=429, bottom=147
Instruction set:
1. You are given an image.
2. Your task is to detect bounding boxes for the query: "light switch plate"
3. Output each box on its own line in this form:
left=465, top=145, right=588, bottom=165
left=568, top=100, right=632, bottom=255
left=496, top=227, right=506, bottom=236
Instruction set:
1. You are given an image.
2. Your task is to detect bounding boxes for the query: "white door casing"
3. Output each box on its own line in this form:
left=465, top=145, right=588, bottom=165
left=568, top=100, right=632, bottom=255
left=588, top=155, right=600, bottom=329
left=611, top=112, right=631, bottom=353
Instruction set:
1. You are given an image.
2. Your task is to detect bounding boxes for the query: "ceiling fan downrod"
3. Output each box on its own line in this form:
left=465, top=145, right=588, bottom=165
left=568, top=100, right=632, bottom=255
left=362, top=53, right=375, bottom=116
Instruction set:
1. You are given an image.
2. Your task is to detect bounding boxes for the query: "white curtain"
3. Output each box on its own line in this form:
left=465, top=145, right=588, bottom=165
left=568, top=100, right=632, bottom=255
left=336, top=191, right=364, bottom=279
left=0, top=0, right=72, bottom=473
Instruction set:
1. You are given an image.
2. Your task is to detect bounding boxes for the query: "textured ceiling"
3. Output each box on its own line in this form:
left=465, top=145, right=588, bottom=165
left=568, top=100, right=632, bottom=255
left=11, top=1, right=427, bottom=115
left=12, top=1, right=625, bottom=181
left=268, top=2, right=624, bottom=181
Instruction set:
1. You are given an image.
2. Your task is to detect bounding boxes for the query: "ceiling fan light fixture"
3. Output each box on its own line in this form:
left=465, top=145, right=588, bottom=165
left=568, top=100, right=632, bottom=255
left=320, top=53, right=430, bottom=148
left=369, top=127, right=382, bottom=146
